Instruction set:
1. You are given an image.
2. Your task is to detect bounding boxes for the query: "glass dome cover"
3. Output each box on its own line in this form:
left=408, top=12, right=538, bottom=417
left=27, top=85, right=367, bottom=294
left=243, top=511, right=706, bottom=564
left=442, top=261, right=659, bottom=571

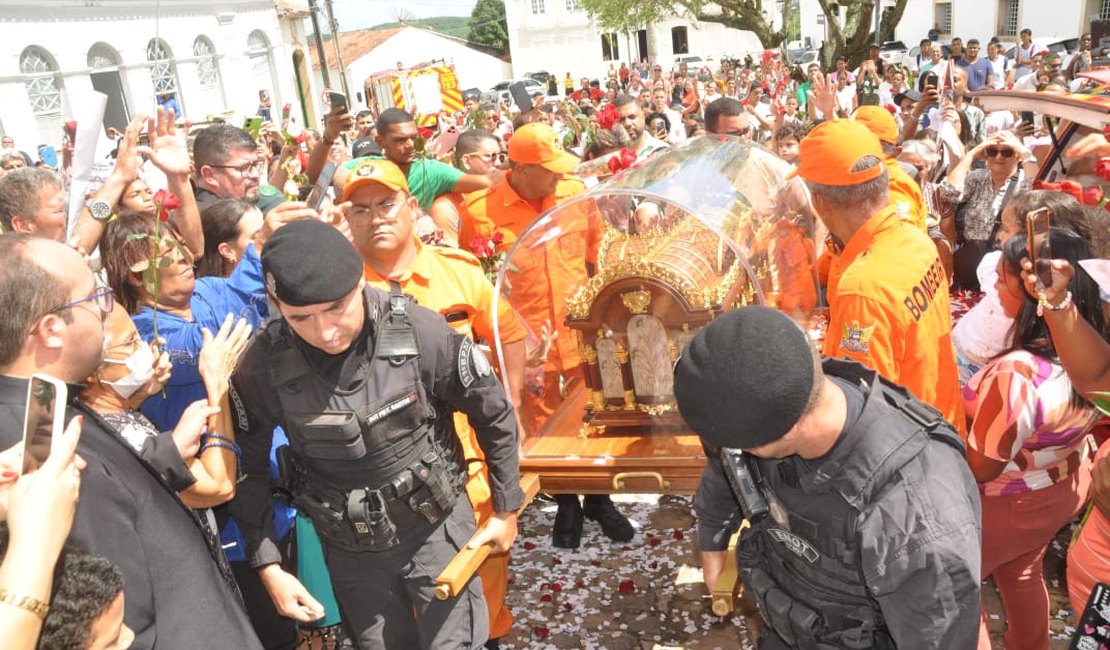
left=489, top=136, right=820, bottom=492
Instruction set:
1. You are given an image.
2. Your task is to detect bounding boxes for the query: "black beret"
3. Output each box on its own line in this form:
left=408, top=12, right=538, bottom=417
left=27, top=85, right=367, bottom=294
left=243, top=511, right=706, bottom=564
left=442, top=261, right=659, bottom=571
left=261, top=219, right=363, bottom=307
left=673, top=306, right=816, bottom=449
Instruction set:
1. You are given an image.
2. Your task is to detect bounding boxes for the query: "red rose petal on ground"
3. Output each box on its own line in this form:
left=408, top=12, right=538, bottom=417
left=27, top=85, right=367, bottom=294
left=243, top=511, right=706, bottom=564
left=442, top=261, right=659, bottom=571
left=552, top=582, right=563, bottom=592
left=621, top=545, right=632, bottom=551
left=618, top=579, right=635, bottom=594
left=552, top=557, right=562, bottom=565
left=576, top=580, right=586, bottom=588
left=673, top=530, right=685, bottom=540
left=522, top=541, right=536, bottom=550
left=563, top=603, right=573, bottom=612
left=649, top=537, right=661, bottom=547
left=533, top=626, right=550, bottom=639
left=540, top=593, right=552, bottom=602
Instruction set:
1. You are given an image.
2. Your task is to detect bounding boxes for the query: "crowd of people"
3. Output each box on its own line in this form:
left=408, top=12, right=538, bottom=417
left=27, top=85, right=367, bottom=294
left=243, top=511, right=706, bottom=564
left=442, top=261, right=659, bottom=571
left=1, top=20, right=1110, bottom=650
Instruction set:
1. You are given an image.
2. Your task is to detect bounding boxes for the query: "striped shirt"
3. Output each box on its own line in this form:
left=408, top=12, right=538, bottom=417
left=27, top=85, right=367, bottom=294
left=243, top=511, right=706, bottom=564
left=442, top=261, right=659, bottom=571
left=964, top=350, right=1095, bottom=496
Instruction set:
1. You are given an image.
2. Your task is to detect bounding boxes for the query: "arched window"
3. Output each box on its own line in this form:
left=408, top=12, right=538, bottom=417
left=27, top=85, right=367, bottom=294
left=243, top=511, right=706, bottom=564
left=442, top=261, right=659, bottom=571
left=247, top=30, right=278, bottom=108
left=20, top=46, right=63, bottom=115
left=671, top=27, right=689, bottom=55
left=88, top=42, right=122, bottom=70
left=146, top=38, right=179, bottom=95
left=194, top=36, right=221, bottom=89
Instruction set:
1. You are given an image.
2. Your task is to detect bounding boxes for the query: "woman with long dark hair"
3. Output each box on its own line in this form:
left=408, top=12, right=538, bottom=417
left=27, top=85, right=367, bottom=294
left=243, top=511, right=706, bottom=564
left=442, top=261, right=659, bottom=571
left=197, top=199, right=263, bottom=279
left=965, top=227, right=1106, bottom=650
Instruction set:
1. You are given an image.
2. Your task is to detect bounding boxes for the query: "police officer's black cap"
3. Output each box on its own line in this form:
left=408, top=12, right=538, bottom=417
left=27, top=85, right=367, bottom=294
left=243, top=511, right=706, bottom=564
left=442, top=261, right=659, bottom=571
left=673, top=306, right=816, bottom=449
left=261, top=219, right=363, bottom=307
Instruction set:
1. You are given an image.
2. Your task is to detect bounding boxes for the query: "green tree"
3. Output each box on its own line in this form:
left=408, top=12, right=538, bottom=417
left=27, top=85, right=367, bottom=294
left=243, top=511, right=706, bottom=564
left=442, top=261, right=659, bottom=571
left=575, top=0, right=908, bottom=68
left=467, top=0, right=510, bottom=53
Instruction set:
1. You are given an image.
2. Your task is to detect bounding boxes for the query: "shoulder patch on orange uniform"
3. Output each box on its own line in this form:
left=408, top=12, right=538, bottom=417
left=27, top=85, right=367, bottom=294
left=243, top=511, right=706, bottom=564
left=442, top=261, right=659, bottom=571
left=840, top=320, right=876, bottom=355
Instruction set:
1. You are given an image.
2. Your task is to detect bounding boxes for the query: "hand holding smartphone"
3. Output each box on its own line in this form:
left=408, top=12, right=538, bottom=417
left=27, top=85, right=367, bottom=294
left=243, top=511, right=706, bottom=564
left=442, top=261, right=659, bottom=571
left=328, top=92, right=348, bottom=114
left=1026, top=207, right=1053, bottom=289
left=22, top=374, right=66, bottom=476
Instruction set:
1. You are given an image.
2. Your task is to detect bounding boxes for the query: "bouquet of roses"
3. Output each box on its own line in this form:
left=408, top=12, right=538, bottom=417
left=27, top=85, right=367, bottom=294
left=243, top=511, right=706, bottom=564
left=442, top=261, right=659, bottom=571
left=469, top=231, right=507, bottom=284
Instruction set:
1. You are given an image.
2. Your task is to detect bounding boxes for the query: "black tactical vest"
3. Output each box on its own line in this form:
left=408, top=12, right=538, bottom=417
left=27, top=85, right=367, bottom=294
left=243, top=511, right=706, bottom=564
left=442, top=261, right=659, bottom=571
left=267, top=285, right=466, bottom=552
left=736, top=360, right=966, bottom=650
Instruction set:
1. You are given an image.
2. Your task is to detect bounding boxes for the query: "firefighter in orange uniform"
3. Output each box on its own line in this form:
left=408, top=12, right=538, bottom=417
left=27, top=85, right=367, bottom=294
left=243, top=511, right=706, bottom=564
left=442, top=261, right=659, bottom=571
left=789, top=120, right=965, bottom=434
left=458, top=123, right=635, bottom=549
left=852, top=105, right=927, bottom=232
left=340, top=158, right=527, bottom=646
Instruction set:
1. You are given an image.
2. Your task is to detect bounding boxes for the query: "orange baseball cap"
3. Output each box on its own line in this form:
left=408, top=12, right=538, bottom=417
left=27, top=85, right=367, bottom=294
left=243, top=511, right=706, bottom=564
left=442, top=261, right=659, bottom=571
left=852, top=105, right=899, bottom=146
left=508, top=123, right=580, bottom=173
left=786, top=120, right=884, bottom=186
left=341, top=158, right=409, bottom=202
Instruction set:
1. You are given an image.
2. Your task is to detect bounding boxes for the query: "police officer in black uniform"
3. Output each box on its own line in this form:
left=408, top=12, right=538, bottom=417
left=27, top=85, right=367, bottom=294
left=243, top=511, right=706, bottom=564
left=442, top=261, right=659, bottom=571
left=227, top=219, right=524, bottom=650
left=673, top=306, right=982, bottom=649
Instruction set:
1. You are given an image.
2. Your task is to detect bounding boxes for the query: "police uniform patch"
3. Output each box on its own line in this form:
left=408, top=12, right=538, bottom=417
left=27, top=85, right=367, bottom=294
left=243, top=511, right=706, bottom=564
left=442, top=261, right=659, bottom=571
left=840, top=320, right=875, bottom=355
left=768, top=528, right=820, bottom=563
left=458, top=338, right=476, bottom=387
left=472, top=343, right=492, bottom=378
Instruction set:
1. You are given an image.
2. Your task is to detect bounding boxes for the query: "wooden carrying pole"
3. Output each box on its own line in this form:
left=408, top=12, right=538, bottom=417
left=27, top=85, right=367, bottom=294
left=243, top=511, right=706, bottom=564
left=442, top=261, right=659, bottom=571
left=434, top=472, right=542, bottom=600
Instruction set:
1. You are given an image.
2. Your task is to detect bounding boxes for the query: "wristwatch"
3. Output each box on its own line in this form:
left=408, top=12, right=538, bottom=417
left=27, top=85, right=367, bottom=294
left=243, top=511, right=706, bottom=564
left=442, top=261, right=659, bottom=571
left=86, top=198, right=112, bottom=221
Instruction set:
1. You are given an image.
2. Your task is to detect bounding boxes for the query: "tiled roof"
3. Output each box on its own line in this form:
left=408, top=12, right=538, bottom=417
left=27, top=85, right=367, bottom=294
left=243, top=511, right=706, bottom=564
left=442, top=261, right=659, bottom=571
left=308, top=27, right=402, bottom=71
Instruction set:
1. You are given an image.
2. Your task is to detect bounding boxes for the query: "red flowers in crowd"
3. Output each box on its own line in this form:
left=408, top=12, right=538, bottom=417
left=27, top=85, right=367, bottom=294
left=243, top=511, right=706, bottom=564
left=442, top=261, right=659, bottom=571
left=417, top=126, right=435, bottom=141
left=606, top=148, right=637, bottom=174
left=468, top=231, right=507, bottom=283
left=597, top=103, right=620, bottom=130
left=1033, top=179, right=1110, bottom=211
left=153, top=189, right=180, bottom=222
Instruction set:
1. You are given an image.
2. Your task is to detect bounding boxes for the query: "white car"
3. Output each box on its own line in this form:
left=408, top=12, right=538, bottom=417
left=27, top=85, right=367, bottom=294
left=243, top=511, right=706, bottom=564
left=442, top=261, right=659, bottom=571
left=674, top=55, right=706, bottom=69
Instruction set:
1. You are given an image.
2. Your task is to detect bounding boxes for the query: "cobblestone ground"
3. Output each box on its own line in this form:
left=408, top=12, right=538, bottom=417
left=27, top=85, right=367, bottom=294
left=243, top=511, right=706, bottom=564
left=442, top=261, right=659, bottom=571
left=498, top=494, right=1079, bottom=650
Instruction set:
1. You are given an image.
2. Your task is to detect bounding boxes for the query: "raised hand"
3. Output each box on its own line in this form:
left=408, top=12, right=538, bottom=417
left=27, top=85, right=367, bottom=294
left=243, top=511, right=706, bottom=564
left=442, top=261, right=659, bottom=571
left=137, top=106, right=192, bottom=177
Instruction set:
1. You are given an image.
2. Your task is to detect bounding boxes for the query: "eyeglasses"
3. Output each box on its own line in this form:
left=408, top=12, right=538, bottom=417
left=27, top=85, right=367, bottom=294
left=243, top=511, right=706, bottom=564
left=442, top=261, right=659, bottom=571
left=464, top=151, right=507, bottom=165
left=984, top=147, right=1015, bottom=158
left=46, top=285, right=114, bottom=323
left=210, top=159, right=266, bottom=177
left=348, top=200, right=401, bottom=219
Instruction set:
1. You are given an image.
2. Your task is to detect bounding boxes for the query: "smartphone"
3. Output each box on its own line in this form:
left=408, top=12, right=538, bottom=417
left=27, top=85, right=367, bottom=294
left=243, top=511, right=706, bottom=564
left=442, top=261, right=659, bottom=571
left=21, top=374, right=65, bottom=476
left=509, top=81, right=532, bottom=113
left=327, top=92, right=348, bottom=113
left=306, top=161, right=337, bottom=212
left=1026, top=207, right=1053, bottom=288
left=243, top=116, right=263, bottom=139
left=1020, top=111, right=1035, bottom=125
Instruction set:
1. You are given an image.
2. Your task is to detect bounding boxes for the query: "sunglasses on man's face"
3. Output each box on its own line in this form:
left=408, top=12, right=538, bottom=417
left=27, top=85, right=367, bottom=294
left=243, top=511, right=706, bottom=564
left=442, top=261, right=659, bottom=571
left=984, top=147, right=1015, bottom=158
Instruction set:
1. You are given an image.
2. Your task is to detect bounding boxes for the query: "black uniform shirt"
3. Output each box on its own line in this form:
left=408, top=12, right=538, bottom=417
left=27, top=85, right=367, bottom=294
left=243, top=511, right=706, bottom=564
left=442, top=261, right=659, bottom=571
left=227, top=290, right=524, bottom=568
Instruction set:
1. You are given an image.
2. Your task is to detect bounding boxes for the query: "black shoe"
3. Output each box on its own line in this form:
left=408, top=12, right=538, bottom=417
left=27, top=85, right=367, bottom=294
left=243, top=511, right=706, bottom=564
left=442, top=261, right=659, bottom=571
left=484, top=638, right=501, bottom=650
left=551, top=499, right=584, bottom=549
left=583, top=498, right=635, bottom=542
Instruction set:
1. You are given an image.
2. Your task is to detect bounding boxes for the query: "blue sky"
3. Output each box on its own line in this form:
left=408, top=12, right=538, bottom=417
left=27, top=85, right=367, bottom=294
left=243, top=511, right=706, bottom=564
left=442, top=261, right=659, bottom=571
left=326, top=0, right=479, bottom=31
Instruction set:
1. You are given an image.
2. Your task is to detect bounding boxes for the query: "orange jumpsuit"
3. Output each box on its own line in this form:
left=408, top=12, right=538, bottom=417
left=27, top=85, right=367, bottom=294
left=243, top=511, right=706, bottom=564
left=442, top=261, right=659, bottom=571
left=363, top=239, right=526, bottom=639
left=459, top=174, right=596, bottom=435
left=823, top=205, right=966, bottom=434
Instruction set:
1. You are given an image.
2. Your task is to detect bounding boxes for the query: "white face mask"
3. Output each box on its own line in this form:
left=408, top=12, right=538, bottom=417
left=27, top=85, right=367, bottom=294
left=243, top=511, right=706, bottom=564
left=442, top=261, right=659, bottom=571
left=101, top=342, right=156, bottom=400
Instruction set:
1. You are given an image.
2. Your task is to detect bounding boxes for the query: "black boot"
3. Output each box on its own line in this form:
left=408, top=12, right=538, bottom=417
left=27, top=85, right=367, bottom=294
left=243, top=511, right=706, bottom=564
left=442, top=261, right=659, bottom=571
left=484, top=638, right=501, bottom=650
left=583, top=495, right=635, bottom=542
left=551, top=494, right=584, bottom=549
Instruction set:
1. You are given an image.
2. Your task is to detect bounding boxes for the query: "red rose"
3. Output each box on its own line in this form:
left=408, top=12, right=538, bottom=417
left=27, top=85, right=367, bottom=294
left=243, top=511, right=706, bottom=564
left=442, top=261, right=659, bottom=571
left=533, top=626, right=550, bottom=639
left=672, top=530, right=685, bottom=541
left=522, top=541, right=536, bottom=551
left=469, top=236, right=489, bottom=258
left=618, top=579, right=635, bottom=594
left=607, top=156, right=622, bottom=174
left=1060, top=180, right=1084, bottom=202
left=649, top=537, right=661, bottom=547
left=492, top=231, right=505, bottom=245
left=1084, top=187, right=1104, bottom=205
left=539, top=593, right=553, bottom=602
left=1097, top=158, right=1110, bottom=181
left=417, top=127, right=434, bottom=140
left=153, top=189, right=180, bottom=222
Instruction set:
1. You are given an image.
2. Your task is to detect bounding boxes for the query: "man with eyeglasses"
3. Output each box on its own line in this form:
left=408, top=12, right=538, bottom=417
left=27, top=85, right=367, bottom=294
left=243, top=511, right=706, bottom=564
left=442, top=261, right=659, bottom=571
left=342, top=158, right=527, bottom=649
left=704, top=97, right=753, bottom=143
left=427, top=129, right=506, bottom=247
left=0, top=233, right=265, bottom=649
left=227, top=219, right=523, bottom=650
left=193, top=124, right=268, bottom=207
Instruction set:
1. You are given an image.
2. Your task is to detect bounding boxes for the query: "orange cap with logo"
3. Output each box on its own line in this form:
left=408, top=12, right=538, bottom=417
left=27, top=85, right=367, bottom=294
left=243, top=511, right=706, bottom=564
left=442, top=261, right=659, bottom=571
left=852, top=105, right=899, bottom=146
left=341, top=159, right=410, bottom=202
left=786, top=119, right=884, bottom=186
left=508, top=123, right=580, bottom=174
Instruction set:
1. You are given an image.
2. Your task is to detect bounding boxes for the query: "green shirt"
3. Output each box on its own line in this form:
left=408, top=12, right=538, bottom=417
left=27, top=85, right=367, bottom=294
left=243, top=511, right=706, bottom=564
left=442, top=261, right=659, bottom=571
left=343, top=157, right=462, bottom=211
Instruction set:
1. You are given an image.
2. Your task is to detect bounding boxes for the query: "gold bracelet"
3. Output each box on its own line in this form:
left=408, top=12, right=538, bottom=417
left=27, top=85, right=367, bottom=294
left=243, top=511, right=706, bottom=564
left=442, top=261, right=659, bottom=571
left=0, top=589, right=50, bottom=620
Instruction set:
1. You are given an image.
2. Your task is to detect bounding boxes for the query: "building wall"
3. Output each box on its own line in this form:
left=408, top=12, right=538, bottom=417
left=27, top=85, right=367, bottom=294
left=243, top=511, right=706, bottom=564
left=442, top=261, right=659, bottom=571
left=505, top=0, right=765, bottom=82
left=0, top=1, right=308, bottom=149
left=312, top=27, right=512, bottom=110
